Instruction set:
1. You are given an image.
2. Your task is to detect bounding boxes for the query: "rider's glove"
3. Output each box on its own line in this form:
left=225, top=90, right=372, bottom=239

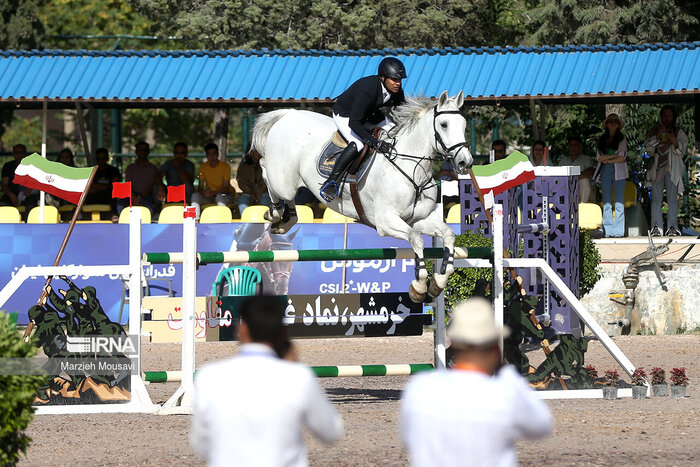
left=367, top=138, right=394, bottom=154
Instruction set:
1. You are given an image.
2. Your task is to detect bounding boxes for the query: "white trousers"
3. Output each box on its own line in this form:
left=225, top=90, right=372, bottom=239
left=579, top=178, right=592, bottom=203
left=332, top=113, right=394, bottom=151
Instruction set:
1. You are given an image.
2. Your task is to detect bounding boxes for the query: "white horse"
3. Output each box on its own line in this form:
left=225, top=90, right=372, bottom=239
left=251, top=91, right=472, bottom=301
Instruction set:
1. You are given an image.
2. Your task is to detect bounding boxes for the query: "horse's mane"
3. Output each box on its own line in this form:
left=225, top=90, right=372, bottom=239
left=388, top=95, right=435, bottom=136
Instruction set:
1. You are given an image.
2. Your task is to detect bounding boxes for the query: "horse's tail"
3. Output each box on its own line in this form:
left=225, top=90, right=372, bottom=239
left=251, top=109, right=294, bottom=157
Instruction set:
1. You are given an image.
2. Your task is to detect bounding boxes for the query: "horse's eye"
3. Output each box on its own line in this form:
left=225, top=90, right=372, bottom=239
left=440, top=122, right=447, bottom=129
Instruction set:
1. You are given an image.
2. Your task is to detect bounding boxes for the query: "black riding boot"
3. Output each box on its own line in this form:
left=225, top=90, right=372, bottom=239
left=320, top=142, right=358, bottom=202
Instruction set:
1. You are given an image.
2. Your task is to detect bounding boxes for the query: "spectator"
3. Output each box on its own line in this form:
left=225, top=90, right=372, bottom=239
left=191, top=295, right=343, bottom=466
left=594, top=114, right=628, bottom=238
left=85, top=148, right=121, bottom=213
left=191, top=143, right=234, bottom=219
left=236, top=148, right=271, bottom=215
left=491, top=139, right=507, bottom=162
left=158, top=142, right=195, bottom=204
left=530, top=140, right=550, bottom=167
left=1, top=144, right=26, bottom=207
left=401, top=297, right=552, bottom=467
left=435, top=160, right=457, bottom=181
left=117, top=141, right=160, bottom=214
left=644, top=105, right=688, bottom=237
left=1, top=144, right=39, bottom=215
left=558, top=136, right=595, bottom=202
left=57, top=148, right=75, bottom=167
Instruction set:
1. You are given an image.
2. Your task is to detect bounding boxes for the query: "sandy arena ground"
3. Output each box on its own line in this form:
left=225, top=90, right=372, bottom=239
left=20, top=334, right=699, bottom=466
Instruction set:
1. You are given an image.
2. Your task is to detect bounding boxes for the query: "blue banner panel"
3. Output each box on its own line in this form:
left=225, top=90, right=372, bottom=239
left=1, top=223, right=431, bottom=324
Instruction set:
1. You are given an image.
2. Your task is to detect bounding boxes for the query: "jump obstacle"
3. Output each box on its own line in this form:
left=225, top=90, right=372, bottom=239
left=0, top=204, right=642, bottom=414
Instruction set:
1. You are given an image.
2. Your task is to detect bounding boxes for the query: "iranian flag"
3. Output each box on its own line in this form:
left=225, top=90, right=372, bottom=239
left=470, top=150, right=535, bottom=196
left=14, top=153, right=93, bottom=205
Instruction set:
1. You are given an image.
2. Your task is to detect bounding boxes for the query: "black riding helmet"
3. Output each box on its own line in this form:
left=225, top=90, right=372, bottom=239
left=378, top=57, right=407, bottom=80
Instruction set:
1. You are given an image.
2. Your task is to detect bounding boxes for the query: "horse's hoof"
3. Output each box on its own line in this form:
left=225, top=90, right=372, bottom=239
left=270, top=223, right=286, bottom=234
left=427, top=279, right=444, bottom=299
left=264, top=210, right=281, bottom=223
left=409, top=283, right=427, bottom=303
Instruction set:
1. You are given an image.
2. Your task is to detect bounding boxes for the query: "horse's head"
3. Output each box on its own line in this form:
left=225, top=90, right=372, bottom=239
left=433, top=90, right=472, bottom=175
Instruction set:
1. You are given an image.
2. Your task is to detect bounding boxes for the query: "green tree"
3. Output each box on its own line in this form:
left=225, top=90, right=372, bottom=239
left=0, top=0, right=46, bottom=143
left=132, top=0, right=527, bottom=50
left=40, top=0, right=170, bottom=50
left=527, top=0, right=697, bottom=46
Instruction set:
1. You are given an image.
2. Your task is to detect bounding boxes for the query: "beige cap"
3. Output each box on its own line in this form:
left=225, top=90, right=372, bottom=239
left=447, top=297, right=510, bottom=346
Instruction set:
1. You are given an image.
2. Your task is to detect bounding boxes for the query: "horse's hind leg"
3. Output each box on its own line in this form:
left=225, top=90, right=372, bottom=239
left=375, top=213, right=429, bottom=303
left=411, top=211, right=456, bottom=298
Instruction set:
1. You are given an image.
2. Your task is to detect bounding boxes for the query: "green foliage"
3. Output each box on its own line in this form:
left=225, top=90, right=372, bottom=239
left=40, top=0, right=169, bottom=50
left=133, top=0, right=527, bottom=50
left=0, top=0, right=45, bottom=50
left=579, top=228, right=601, bottom=297
left=0, top=312, right=45, bottom=466
left=526, top=0, right=697, bottom=46
left=1, top=116, right=43, bottom=153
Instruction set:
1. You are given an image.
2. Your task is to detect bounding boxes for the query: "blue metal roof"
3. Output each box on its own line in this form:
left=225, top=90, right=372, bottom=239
left=1, top=42, right=699, bottom=106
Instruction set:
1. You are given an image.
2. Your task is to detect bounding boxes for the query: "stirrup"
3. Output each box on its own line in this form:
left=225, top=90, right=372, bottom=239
left=320, top=180, right=339, bottom=202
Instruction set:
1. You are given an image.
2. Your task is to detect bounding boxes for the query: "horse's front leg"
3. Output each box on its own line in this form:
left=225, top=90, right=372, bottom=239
left=375, top=213, right=428, bottom=303
left=411, top=210, right=456, bottom=298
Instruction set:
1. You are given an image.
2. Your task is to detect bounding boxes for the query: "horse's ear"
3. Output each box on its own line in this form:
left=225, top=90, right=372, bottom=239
left=438, top=90, right=449, bottom=108
left=455, top=90, right=464, bottom=108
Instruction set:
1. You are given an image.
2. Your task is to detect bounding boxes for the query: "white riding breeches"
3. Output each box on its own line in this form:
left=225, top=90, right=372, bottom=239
left=333, top=113, right=394, bottom=151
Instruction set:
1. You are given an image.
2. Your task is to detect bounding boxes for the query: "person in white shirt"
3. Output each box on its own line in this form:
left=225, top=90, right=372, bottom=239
left=401, top=297, right=553, bottom=467
left=558, top=136, right=595, bottom=202
left=190, top=296, right=343, bottom=467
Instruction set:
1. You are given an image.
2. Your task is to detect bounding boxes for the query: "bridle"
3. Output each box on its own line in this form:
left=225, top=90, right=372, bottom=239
left=432, top=106, right=469, bottom=168
left=380, top=105, right=469, bottom=208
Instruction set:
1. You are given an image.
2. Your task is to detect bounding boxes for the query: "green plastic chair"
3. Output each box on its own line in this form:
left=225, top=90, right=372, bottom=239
left=211, top=266, right=262, bottom=296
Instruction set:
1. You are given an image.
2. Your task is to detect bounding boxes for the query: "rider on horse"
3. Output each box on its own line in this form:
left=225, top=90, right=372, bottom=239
left=320, top=57, right=407, bottom=202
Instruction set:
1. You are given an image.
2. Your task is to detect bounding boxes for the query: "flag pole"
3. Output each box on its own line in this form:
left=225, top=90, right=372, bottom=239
left=24, top=165, right=99, bottom=340
left=468, top=167, right=551, bottom=355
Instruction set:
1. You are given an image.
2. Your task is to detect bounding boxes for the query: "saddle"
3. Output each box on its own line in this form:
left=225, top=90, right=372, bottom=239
left=317, top=129, right=379, bottom=179
left=316, top=128, right=382, bottom=228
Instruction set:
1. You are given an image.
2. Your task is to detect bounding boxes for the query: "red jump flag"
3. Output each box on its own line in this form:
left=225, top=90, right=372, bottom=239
left=112, top=181, right=132, bottom=207
left=167, top=185, right=186, bottom=204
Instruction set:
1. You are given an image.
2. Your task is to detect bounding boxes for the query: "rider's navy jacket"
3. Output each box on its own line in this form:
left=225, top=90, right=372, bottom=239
left=333, top=75, right=405, bottom=144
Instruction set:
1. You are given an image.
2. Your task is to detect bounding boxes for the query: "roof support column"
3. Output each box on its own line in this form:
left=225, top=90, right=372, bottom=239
left=75, top=102, right=92, bottom=166
left=111, top=109, right=122, bottom=169
left=39, top=100, right=47, bottom=223
left=214, top=108, right=229, bottom=161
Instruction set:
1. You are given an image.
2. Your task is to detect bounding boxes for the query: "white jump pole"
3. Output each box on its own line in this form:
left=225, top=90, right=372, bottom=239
left=161, top=206, right=197, bottom=413
left=492, top=204, right=504, bottom=352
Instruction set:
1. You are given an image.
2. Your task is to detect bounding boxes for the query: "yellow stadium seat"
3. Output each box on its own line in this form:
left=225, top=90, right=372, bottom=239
left=201, top=206, right=233, bottom=223
left=579, top=203, right=603, bottom=230
left=295, top=205, right=314, bottom=223
left=158, top=205, right=185, bottom=224
left=27, top=206, right=60, bottom=224
left=445, top=204, right=461, bottom=223
left=118, top=206, right=152, bottom=224
left=623, top=181, right=637, bottom=208
left=322, top=207, right=356, bottom=224
left=82, top=204, right=112, bottom=221
left=241, top=205, right=270, bottom=223
left=0, top=206, right=21, bottom=223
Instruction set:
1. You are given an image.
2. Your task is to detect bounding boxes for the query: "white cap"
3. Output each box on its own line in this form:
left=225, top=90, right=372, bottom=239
left=447, top=296, right=510, bottom=346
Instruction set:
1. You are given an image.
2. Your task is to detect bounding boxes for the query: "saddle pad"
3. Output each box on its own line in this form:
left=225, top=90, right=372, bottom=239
left=331, top=131, right=348, bottom=148
left=316, top=140, right=375, bottom=184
